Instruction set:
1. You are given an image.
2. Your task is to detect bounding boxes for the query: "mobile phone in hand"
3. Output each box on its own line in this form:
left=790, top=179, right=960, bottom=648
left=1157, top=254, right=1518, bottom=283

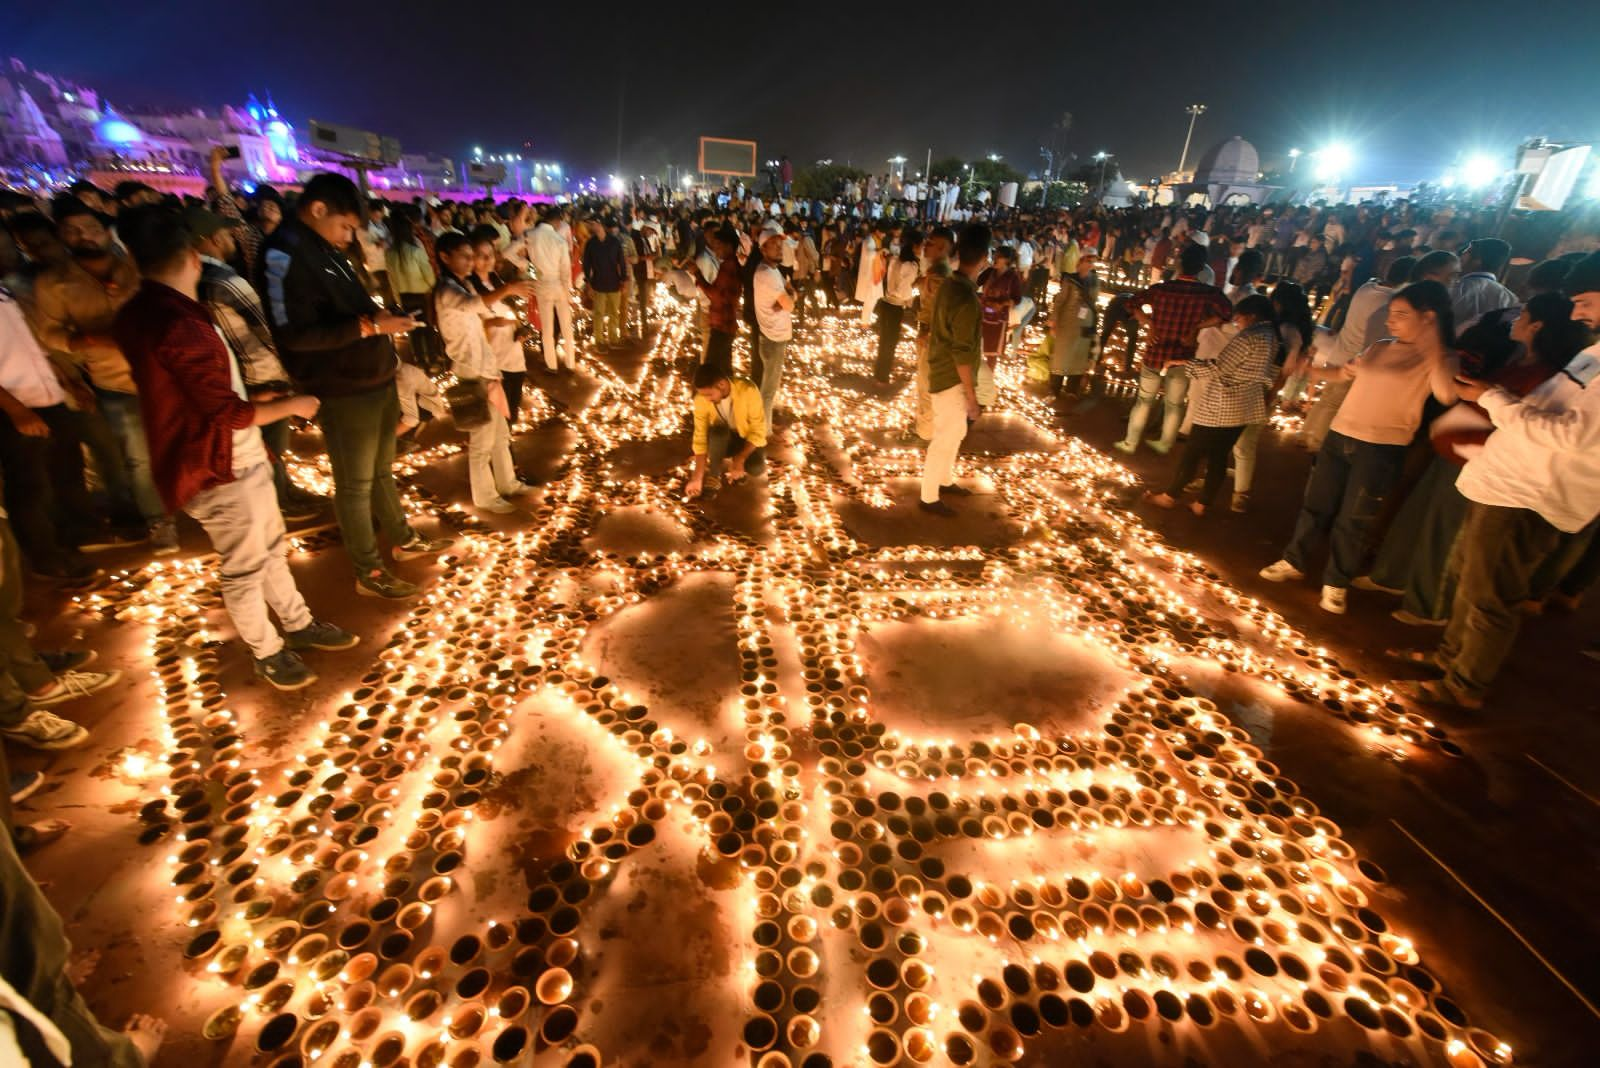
left=223, top=145, right=242, bottom=160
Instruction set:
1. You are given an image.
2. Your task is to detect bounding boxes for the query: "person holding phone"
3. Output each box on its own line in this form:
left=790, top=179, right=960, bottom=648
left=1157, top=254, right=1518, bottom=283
left=260, top=173, right=452, bottom=600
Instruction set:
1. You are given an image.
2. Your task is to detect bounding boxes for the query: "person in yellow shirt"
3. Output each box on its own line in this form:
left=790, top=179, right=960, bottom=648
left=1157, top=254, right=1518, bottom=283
left=685, top=363, right=768, bottom=499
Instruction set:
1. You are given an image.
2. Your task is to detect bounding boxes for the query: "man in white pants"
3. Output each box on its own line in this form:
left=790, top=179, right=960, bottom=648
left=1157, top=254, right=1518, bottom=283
left=527, top=206, right=575, bottom=374
left=919, top=223, right=988, bottom=516
left=114, top=204, right=358, bottom=693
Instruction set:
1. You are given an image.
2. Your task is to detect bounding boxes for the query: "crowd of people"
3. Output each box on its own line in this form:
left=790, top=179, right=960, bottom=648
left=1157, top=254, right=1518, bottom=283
left=0, top=158, right=1598, bottom=1063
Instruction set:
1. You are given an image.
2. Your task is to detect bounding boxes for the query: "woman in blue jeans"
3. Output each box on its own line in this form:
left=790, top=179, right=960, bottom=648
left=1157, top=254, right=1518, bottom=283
left=1259, top=281, right=1459, bottom=614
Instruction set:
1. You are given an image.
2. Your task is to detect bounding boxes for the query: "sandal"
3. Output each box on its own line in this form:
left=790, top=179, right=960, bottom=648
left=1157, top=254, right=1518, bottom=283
left=1384, top=647, right=1443, bottom=672
left=13, top=818, right=71, bottom=855
left=1390, top=678, right=1483, bottom=712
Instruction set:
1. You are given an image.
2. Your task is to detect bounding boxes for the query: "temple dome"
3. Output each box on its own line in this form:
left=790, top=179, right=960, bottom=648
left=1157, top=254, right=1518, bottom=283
left=1193, top=136, right=1259, bottom=184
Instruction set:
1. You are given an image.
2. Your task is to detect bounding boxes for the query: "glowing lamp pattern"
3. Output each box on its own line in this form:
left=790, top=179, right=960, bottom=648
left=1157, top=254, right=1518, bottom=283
left=77, top=292, right=1509, bottom=1068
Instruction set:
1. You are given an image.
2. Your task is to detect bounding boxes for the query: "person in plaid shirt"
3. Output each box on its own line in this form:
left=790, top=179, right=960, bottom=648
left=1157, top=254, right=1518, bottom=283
left=695, top=224, right=742, bottom=376
left=1147, top=295, right=1279, bottom=515
left=1115, top=243, right=1233, bottom=455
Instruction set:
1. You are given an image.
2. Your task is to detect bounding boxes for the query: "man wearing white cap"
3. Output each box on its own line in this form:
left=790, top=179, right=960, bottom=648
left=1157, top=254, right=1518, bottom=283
left=752, top=224, right=794, bottom=434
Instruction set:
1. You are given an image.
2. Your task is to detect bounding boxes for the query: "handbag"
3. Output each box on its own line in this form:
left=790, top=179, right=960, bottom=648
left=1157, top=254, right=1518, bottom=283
left=445, top=378, right=491, bottom=431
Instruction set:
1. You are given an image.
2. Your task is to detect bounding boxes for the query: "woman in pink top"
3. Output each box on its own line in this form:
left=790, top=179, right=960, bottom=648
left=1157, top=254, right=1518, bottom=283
left=1259, top=281, right=1459, bottom=614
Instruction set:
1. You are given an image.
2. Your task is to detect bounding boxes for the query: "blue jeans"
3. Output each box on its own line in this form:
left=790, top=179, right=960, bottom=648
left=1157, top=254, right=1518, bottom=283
left=1282, top=430, right=1407, bottom=588
left=93, top=388, right=167, bottom=524
left=758, top=337, right=788, bottom=431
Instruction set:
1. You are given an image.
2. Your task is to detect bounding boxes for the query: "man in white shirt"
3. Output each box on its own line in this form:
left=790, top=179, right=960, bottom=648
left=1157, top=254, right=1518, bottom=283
left=751, top=224, right=794, bottom=436
left=1451, top=238, right=1518, bottom=325
left=526, top=207, right=575, bottom=374
left=0, top=286, right=113, bottom=582
left=1395, top=251, right=1600, bottom=710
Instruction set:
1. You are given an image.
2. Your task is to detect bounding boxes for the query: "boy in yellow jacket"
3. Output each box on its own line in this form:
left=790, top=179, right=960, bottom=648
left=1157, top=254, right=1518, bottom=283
left=685, top=363, right=768, bottom=499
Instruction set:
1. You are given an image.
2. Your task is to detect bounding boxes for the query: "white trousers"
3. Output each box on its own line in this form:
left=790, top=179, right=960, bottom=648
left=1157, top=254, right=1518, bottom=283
left=921, top=385, right=969, bottom=503
left=184, top=463, right=312, bottom=659
left=534, top=283, right=575, bottom=371
left=467, top=405, right=521, bottom=507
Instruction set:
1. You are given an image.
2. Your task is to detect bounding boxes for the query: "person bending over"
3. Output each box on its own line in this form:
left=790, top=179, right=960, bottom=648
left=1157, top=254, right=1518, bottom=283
left=685, top=363, right=768, bottom=500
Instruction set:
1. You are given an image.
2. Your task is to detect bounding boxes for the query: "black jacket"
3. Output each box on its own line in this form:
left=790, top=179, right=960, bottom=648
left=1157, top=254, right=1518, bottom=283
left=258, top=218, right=396, bottom=397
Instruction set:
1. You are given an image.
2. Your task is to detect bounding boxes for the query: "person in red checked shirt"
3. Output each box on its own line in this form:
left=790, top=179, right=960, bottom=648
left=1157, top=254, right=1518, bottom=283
left=1115, top=242, right=1232, bottom=456
left=113, top=205, right=359, bottom=693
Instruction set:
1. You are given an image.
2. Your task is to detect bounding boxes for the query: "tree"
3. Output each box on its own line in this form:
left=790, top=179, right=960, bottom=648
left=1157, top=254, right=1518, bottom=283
left=928, top=156, right=967, bottom=182
left=792, top=163, right=868, bottom=200
left=1043, top=112, right=1073, bottom=180
left=968, top=158, right=1025, bottom=189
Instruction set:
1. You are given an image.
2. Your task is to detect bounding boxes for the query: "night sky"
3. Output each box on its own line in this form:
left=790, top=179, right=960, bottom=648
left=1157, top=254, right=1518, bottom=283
left=12, top=0, right=1600, bottom=186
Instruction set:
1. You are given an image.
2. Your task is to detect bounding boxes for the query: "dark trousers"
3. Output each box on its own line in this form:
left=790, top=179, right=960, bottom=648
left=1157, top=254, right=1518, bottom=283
left=501, top=371, right=526, bottom=425
left=1282, top=430, right=1407, bottom=588
left=1369, top=456, right=1469, bottom=622
left=1438, top=504, right=1562, bottom=701
left=1529, top=517, right=1600, bottom=601
left=65, top=407, right=140, bottom=530
left=704, top=329, right=735, bottom=376
left=258, top=416, right=312, bottom=507
left=0, top=405, right=99, bottom=570
left=875, top=303, right=906, bottom=382
left=747, top=320, right=765, bottom=387
left=318, top=382, right=413, bottom=575
left=1164, top=424, right=1245, bottom=505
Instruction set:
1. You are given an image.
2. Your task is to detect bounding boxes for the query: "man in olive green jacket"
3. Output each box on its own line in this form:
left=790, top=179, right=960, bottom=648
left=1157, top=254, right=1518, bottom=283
left=919, top=223, right=989, bottom=515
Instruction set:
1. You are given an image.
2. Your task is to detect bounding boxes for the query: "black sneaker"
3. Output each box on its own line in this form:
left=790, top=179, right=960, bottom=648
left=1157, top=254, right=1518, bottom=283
left=939, top=484, right=973, bottom=497
left=38, top=649, right=96, bottom=673
left=392, top=533, right=455, bottom=562
left=31, top=558, right=104, bottom=587
left=285, top=620, right=360, bottom=651
left=918, top=500, right=958, bottom=517
left=255, top=649, right=317, bottom=691
left=356, top=569, right=421, bottom=599
left=75, top=529, right=145, bottom=553
left=282, top=495, right=325, bottom=521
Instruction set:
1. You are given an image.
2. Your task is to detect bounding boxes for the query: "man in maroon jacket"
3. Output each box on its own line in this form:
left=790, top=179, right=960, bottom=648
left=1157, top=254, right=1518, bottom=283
left=113, top=205, right=358, bottom=692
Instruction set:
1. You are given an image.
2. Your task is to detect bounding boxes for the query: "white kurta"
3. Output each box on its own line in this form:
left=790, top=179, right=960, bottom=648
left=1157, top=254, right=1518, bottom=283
left=854, top=236, right=881, bottom=304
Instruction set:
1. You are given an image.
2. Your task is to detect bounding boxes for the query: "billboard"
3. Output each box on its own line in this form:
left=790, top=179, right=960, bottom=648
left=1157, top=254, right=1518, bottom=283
left=308, top=120, right=401, bottom=165
left=1518, top=144, right=1592, bottom=212
left=467, top=162, right=508, bottom=186
left=698, top=136, right=757, bottom=177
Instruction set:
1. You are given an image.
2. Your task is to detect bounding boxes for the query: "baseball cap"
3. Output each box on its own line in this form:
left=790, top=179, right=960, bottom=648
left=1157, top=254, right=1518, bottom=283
left=181, top=205, right=243, bottom=239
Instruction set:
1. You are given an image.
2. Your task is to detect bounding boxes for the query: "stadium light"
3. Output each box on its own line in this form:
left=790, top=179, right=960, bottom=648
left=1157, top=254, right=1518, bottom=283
left=1314, top=143, right=1352, bottom=182
left=1460, top=153, right=1502, bottom=189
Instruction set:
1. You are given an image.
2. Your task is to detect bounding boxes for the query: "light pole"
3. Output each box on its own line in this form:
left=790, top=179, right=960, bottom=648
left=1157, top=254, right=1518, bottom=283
left=1176, top=103, right=1207, bottom=175
left=1287, top=147, right=1301, bottom=174
left=1093, top=151, right=1111, bottom=202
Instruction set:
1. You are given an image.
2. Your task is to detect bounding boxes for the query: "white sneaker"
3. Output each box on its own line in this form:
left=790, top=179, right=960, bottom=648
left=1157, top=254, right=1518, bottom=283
left=1, top=710, right=89, bottom=750
left=27, top=670, right=122, bottom=708
left=1258, top=560, right=1304, bottom=582
left=1320, top=586, right=1348, bottom=614
left=477, top=499, right=517, bottom=515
